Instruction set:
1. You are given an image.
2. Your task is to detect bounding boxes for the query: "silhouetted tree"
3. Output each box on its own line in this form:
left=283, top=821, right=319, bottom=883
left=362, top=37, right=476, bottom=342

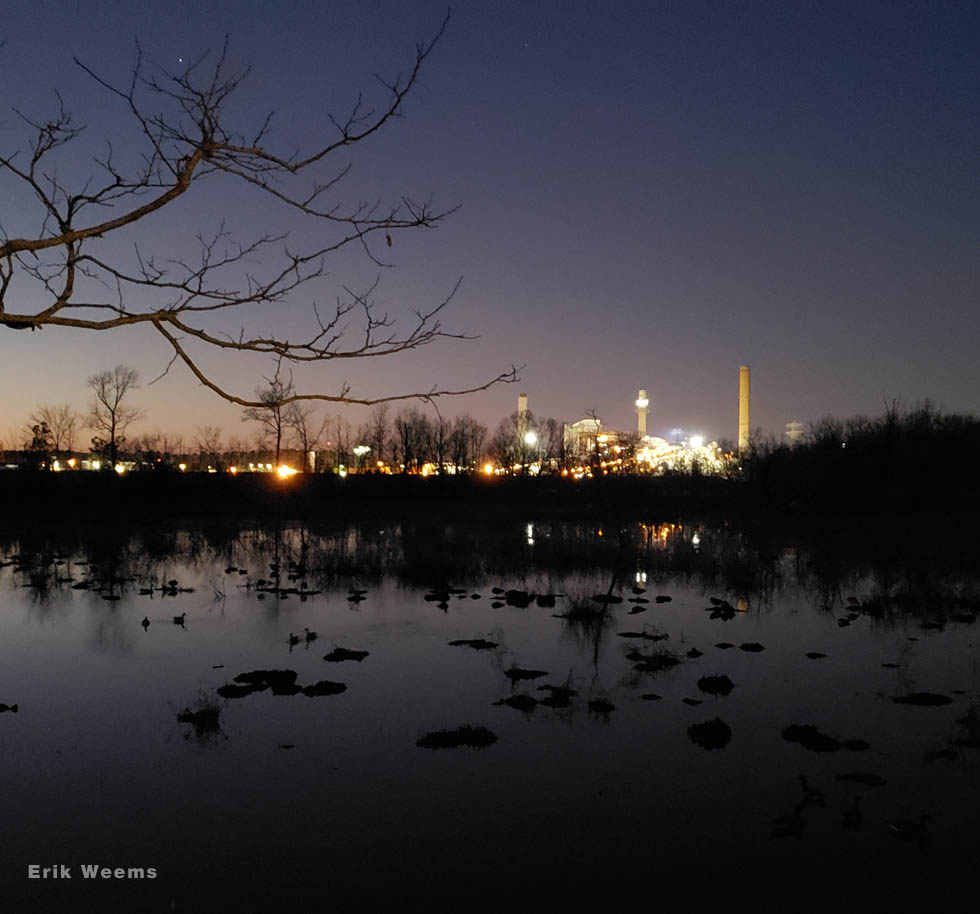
left=242, top=376, right=293, bottom=466
left=28, top=404, right=78, bottom=459
left=87, top=365, right=143, bottom=468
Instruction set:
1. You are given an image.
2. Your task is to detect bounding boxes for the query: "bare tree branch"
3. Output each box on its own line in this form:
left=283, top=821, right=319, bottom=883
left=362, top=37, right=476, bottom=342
left=0, top=13, right=518, bottom=403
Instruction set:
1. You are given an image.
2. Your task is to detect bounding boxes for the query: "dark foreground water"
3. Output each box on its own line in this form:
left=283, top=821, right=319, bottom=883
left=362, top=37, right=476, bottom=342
left=1, top=519, right=978, bottom=912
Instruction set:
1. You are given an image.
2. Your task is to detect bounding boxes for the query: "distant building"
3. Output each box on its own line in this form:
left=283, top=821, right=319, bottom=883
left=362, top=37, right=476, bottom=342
left=784, top=421, right=805, bottom=447
left=563, top=417, right=603, bottom=458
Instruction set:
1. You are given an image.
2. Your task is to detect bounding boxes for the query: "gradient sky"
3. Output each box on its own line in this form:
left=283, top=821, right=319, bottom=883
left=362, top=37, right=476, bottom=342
left=2, top=0, right=978, bottom=447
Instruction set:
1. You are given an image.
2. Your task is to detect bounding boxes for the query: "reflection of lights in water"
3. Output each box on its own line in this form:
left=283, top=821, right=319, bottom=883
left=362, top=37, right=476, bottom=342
left=737, top=598, right=748, bottom=612
left=635, top=571, right=647, bottom=585
left=692, top=533, right=701, bottom=546
left=526, top=523, right=534, bottom=546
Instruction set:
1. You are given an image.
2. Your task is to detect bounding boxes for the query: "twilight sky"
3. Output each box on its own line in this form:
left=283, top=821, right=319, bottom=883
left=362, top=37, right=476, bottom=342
left=2, top=0, right=978, bottom=447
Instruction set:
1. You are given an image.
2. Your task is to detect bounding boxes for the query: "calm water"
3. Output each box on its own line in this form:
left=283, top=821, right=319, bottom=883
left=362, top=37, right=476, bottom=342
left=1, top=520, right=978, bottom=911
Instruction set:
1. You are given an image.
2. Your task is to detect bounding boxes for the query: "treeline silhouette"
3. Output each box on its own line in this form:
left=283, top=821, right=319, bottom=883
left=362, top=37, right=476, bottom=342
left=2, top=404, right=977, bottom=523
left=742, top=402, right=980, bottom=511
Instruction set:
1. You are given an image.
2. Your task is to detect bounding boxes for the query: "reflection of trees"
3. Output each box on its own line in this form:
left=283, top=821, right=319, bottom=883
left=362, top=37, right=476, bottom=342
left=1, top=518, right=979, bottom=620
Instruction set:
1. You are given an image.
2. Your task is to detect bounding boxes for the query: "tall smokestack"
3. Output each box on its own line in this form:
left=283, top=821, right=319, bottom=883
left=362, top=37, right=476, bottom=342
left=635, top=389, right=649, bottom=439
left=517, top=392, right=528, bottom=437
left=738, top=365, right=750, bottom=456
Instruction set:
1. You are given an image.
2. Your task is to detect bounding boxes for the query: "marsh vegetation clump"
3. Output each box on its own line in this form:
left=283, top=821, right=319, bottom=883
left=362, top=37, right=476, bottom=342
left=627, top=646, right=682, bottom=673
left=687, top=718, right=732, bottom=750
left=416, top=725, right=498, bottom=749
left=697, top=675, right=735, bottom=696
left=323, top=647, right=370, bottom=662
left=177, top=693, right=223, bottom=742
left=782, top=725, right=841, bottom=752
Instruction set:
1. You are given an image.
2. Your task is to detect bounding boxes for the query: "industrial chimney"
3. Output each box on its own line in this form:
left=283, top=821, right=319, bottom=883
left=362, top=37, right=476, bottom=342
left=635, top=389, right=649, bottom=439
left=738, top=365, right=750, bottom=457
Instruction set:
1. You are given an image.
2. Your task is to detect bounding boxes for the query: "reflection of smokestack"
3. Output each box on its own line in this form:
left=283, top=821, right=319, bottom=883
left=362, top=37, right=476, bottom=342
left=738, top=365, right=750, bottom=456
left=635, top=389, right=649, bottom=439
left=517, top=392, right=528, bottom=436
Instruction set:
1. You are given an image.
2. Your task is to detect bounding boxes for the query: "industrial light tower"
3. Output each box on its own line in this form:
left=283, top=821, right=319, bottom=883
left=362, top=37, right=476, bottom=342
left=635, top=389, right=650, bottom=439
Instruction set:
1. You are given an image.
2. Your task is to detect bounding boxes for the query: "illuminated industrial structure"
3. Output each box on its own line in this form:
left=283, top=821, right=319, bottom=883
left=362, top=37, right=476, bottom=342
left=738, top=365, right=750, bottom=457
left=635, top=389, right=649, bottom=438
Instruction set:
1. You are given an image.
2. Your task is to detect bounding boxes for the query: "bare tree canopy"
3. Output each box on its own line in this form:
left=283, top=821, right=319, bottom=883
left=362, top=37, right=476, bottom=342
left=87, top=365, right=143, bottom=466
left=0, top=16, right=517, bottom=407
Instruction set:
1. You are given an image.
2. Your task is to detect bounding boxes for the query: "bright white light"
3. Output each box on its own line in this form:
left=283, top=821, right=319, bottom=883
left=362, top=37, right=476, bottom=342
left=353, top=445, right=370, bottom=457
left=114, top=464, right=126, bottom=475
left=690, top=435, right=704, bottom=449
left=635, top=397, right=649, bottom=409
left=277, top=465, right=297, bottom=478
left=524, top=431, right=537, bottom=446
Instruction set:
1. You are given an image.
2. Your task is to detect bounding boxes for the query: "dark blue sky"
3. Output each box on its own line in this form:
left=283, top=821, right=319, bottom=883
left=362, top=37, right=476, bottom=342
left=2, top=0, right=978, bottom=444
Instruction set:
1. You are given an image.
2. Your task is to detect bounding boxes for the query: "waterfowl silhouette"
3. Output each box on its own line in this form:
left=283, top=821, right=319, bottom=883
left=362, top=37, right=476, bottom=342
left=0, top=703, right=18, bottom=713
left=141, top=617, right=150, bottom=630
left=288, top=633, right=301, bottom=648
left=172, top=613, right=186, bottom=625
left=304, top=628, right=318, bottom=643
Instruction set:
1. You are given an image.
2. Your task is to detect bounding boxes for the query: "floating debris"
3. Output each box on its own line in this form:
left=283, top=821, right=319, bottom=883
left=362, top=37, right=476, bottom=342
left=277, top=744, right=296, bottom=750
left=495, top=694, right=538, bottom=712
left=303, top=680, right=347, bottom=697
left=628, top=606, right=648, bottom=615
left=687, top=648, right=703, bottom=658
left=641, top=693, right=662, bottom=701
left=588, top=698, right=615, bottom=714
left=504, top=667, right=548, bottom=682
left=892, top=693, right=953, bottom=706
left=782, top=725, right=841, bottom=752
left=447, top=639, right=498, bottom=651
left=618, top=631, right=669, bottom=641
left=837, top=619, right=851, bottom=628
left=882, top=663, right=899, bottom=669
left=836, top=772, right=888, bottom=787
left=490, top=601, right=505, bottom=609
left=416, top=725, right=497, bottom=750
left=715, top=642, right=734, bottom=650
left=806, top=652, right=826, bottom=660
left=739, top=642, right=765, bottom=652
left=592, top=594, right=623, bottom=605
left=697, top=675, right=735, bottom=696
left=323, top=647, right=370, bottom=663
left=682, top=698, right=703, bottom=706
left=687, top=717, right=732, bottom=750
left=655, top=595, right=672, bottom=603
